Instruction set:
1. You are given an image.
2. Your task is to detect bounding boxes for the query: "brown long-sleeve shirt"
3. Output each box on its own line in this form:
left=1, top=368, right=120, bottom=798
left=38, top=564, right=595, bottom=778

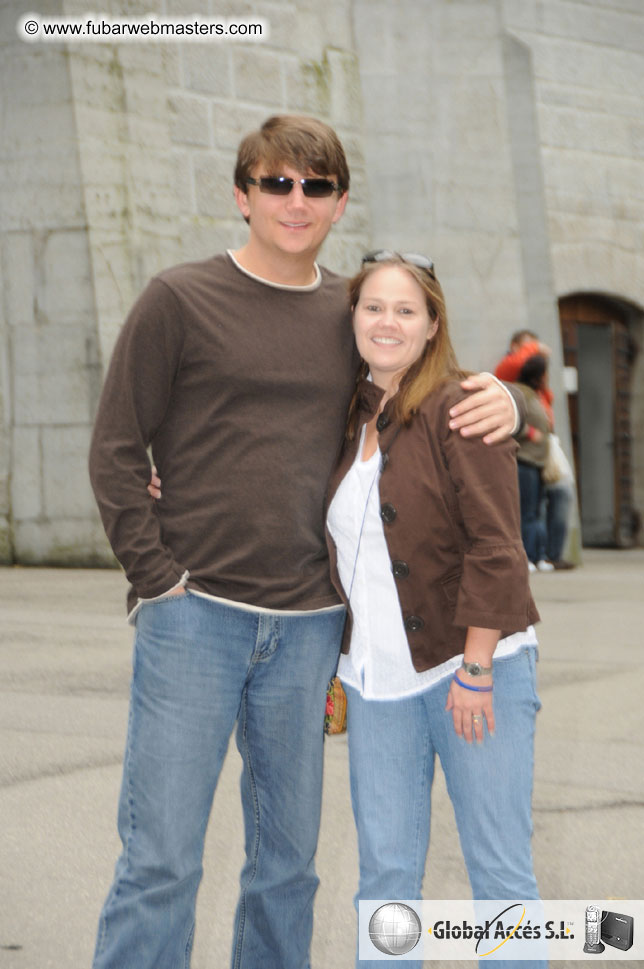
left=89, top=253, right=358, bottom=613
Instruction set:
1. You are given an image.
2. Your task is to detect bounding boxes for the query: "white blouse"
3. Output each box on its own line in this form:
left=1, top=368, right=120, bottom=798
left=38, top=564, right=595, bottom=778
left=326, top=425, right=537, bottom=700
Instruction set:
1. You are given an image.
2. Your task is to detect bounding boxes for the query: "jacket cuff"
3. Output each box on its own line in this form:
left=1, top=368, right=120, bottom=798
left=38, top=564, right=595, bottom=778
left=482, top=372, right=521, bottom=435
left=454, top=545, right=531, bottom=629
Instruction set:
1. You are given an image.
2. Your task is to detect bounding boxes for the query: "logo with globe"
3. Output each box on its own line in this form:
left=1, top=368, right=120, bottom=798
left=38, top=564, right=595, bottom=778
left=369, top=903, right=422, bottom=955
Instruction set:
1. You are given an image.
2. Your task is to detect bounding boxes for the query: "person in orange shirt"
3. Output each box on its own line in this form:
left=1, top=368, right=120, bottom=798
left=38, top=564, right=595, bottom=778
left=496, top=331, right=574, bottom=570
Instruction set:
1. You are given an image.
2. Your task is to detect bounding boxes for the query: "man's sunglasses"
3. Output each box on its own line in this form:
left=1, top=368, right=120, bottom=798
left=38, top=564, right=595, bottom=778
left=362, top=249, right=435, bottom=279
left=245, top=175, right=342, bottom=198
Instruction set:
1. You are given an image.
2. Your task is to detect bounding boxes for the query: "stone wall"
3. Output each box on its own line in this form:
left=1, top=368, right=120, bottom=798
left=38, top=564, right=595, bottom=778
left=1, top=0, right=371, bottom=564
left=504, top=0, right=644, bottom=521
left=1, top=0, right=643, bottom=561
left=1, top=0, right=106, bottom=564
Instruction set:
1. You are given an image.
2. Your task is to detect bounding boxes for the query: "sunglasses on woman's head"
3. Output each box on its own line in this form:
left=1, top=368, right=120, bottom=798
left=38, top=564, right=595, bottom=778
left=362, top=249, right=436, bottom=279
left=245, top=175, right=342, bottom=198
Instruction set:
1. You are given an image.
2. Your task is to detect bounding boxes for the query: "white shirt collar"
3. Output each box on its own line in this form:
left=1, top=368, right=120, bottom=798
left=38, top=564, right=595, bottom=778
left=226, top=249, right=322, bottom=291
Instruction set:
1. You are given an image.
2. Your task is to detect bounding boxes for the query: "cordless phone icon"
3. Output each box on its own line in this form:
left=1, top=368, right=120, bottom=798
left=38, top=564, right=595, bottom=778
left=583, top=905, right=605, bottom=954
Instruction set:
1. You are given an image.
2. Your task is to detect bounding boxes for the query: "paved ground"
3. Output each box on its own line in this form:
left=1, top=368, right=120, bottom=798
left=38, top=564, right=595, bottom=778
left=1, top=550, right=643, bottom=968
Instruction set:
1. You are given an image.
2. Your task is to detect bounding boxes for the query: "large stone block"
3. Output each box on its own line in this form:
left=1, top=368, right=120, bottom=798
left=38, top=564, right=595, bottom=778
left=2, top=44, right=73, bottom=108
left=2, top=89, right=77, bottom=154
left=235, top=0, right=300, bottom=53
left=159, top=0, right=209, bottom=17
left=326, top=48, right=362, bottom=130
left=161, top=45, right=181, bottom=85
left=539, top=104, right=634, bottom=157
left=183, top=45, right=232, bottom=96
left=10, top=426, right=42, bottom=521
left=232, top=48, right=283, bottom=104
left=606, top=158, right=644, bottom=203
left=178, top=219, right=244, bottom=263
left=532, top=35, right=642, bottom=96
left=501, top=0, right=539, bottom=33
left=112, top=0, right=159, bottom=16
left=168, top=93, right=212, bottom=146
left=2, top=232, right=35, bottom=327
left=72, top=101, right=125, bottom=148
left=87, top=238, right=138, bottom=326
left=0, top=152, right=86, bottom=231
left=167, top=149, right=196, bottom=217
left=66, top=49, right=127, bottom=114
left=319, top=233, right=366, bottom=278
left=432, top=2, right=503, bottom=77
left=193, top=153, right=239, bottom=219
left=553, top=239, right=642, bottom=310
left=125, top=151, right=184, bottom=225
left=13, top=517, right=114, bottom=567
left=351, top=2, right=396, bottom=74
left=537, top=1, right=644, bottom=56
left=0, top=520, right=11, bottom=563
left=123, top=64, right=168, bottom=126
left=40, top=230, right=95, bottom=327
left=336, top=199, right=369, bottom=237
left=284, top=58, right=330, bottom=117
left=435, top=178, right=516, bottom=234
left=12, top=325, right=91, bottom=426
left=211, top=101, right=268, bottom=150
left=42, top=425, right=96, bottom=520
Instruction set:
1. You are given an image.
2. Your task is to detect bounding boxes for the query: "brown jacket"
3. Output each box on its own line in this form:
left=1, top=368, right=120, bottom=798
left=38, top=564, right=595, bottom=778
left=325, top=378, right=539, bottom=672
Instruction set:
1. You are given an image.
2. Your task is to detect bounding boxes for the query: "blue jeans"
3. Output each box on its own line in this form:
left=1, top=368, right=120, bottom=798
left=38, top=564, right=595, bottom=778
left=544, top=480, right=573, bottom=562
left=518, top=461, right=546, bottom=564
left=345, top=648, right=546, bottom=969
left=92, top=591, right=344, bottom=969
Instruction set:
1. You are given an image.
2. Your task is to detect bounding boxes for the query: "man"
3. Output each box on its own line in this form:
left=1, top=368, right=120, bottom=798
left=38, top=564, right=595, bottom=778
left=89, top=114, right=520, bottom=969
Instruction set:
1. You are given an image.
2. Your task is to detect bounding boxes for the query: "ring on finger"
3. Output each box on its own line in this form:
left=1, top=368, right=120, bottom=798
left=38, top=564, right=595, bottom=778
left=472, top=714, right=483, bottom=721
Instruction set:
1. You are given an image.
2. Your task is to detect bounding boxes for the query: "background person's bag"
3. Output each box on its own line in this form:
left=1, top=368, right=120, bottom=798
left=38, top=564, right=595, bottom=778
left=542, top=433, right=573, bottom=485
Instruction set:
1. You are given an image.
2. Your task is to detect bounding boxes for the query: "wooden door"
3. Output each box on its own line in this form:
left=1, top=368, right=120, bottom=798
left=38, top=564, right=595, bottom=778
left=559, top=295, right=634, bottom=547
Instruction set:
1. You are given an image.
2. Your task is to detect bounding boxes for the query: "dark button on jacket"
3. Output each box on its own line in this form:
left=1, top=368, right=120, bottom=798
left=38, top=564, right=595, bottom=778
left=391, top=560, right=410, bottom=579
left=376, top=413, right=390, bottom=432
left=404, top=615, right=424, bottom=632
left=380, top=502, right=397, bottom=524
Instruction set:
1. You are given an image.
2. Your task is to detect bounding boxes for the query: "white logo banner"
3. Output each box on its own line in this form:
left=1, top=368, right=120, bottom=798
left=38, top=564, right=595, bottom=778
left=359, top=899, right=643, bottom=960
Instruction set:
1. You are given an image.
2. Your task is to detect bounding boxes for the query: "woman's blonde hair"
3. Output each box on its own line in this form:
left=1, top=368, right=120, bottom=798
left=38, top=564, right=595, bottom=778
left=346, top=256, right=467, bottom=439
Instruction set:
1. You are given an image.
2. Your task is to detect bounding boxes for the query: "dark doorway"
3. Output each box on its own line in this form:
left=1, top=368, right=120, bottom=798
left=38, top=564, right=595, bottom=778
left=559, top=294, right=636, bottom=547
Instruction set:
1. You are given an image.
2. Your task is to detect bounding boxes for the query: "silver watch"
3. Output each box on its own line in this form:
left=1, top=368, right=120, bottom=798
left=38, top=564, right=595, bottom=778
left=461, top=661, right=493, bottom=677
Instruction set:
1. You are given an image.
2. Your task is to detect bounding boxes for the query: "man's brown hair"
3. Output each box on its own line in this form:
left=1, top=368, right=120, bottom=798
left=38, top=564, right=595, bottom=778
left=234, top=115, right=350, bottom=193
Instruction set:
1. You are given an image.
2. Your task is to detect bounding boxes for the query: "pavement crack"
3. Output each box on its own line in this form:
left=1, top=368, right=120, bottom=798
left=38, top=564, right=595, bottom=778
left=536, top=799, right=643, bottom=814
left=0, top=755, right=124, bottom=789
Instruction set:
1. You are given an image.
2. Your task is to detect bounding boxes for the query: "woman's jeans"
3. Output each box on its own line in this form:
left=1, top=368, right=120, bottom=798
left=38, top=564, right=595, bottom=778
left=544, top=479, right=573, bottom=562
left=345, top=648, right=546, bottom=969
left=92, top=591, right=344, bottom=969
left=518, top=461, right=546, bottom=564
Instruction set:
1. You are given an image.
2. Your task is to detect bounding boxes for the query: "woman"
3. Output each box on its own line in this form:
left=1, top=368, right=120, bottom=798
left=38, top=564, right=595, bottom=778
left=325, top=252, right=545, bottom=968
left=515, top=354, right=555, bottom=572
left=498, top=340, right=574, bottom=569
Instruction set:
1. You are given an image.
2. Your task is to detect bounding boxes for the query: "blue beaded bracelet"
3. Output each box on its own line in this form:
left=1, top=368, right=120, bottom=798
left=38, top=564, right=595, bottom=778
left=453, top=671, right=493, bottom=693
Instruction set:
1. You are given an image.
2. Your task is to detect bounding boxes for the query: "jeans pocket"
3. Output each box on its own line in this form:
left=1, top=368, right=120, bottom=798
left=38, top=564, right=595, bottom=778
left=139, top=587, right=190, bottom=606
left=494, top=647, right=541, bottom=712
left=524, top=646, right=542, bottom=712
